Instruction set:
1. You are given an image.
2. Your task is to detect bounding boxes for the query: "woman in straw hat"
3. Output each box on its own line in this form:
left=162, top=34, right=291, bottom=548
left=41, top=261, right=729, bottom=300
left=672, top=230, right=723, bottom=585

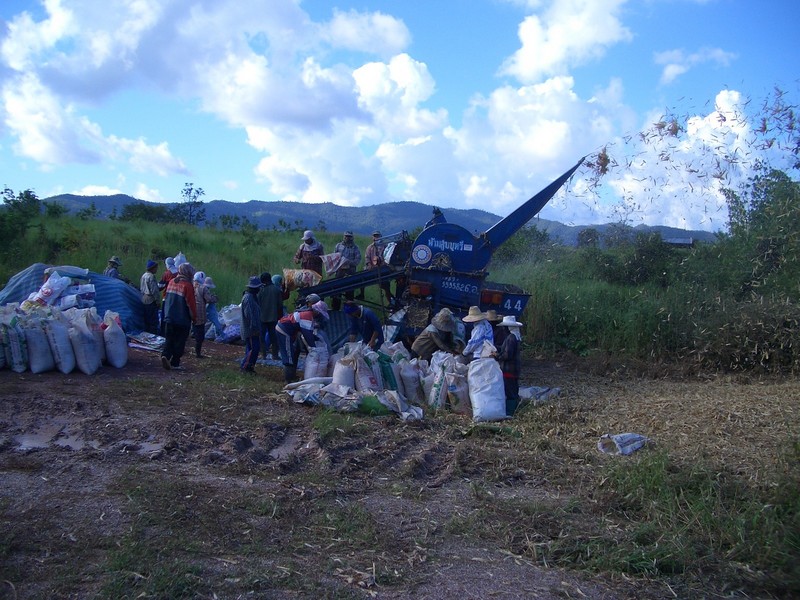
left=461, top=306, right=494, bottom=361
left=494, top=315, right=524, bottom=415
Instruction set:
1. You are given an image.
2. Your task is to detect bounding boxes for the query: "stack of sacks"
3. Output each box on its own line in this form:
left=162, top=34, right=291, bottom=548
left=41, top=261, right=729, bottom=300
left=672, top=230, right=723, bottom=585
left=20, top=270, right=97, bottom=312
left=284, top=337, right=512, bottom=423
left=284, top=341, right=423, bottom=421
left=0, top=303, right=128, bottom=375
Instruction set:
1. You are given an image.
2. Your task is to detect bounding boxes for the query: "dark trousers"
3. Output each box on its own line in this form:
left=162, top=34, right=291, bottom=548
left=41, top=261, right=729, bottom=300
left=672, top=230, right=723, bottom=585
left=162, top=323, right=190, bottom=367
left=192, top=323, right=206, bottom=356
left=503, top=375, right=520, bottom=416
left=143, top=302, right=159, bottom=335
left=260, top=321, right=279, bottom=359
left=276, top=326, right=300, bottom=383
left=241, top=334, right=260, bottom=371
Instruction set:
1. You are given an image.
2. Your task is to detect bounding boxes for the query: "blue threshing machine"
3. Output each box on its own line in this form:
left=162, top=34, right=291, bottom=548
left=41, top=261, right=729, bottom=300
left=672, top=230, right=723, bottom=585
left=300, top=157, right=584, bottom=337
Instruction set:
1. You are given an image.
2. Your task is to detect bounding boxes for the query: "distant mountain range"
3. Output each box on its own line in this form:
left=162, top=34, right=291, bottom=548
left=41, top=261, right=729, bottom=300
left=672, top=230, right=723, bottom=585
left=45, top=193, right=719, bottom=246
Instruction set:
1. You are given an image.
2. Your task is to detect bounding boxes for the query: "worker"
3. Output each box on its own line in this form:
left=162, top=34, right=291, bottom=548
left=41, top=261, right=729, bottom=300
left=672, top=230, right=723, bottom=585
left=493, top=315, right=523, bottom=415
left=275, top=300, right=330, bottom=384
left=293, top=230, right=324, bottom=276
left=410, top=308, right=460, bottom=361
left=364, top=230, right=393, bottom=306
left=333, top=230, right=361, bottom=300
left=139, top=260, right=160, bottom=335
left=461, top=306, right=493, bottom=361
left=343, top=301, right=384, bottom=351
left=104, top=256, right=131, bottom=284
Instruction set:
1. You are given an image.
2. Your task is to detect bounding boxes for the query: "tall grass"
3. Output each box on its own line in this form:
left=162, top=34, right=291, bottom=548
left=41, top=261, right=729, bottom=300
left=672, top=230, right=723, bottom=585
left=5, top=213, right=799, bottom=371
left=492, top=242, right=800, bottom=372
left=2, top=215, right=375, bottom=307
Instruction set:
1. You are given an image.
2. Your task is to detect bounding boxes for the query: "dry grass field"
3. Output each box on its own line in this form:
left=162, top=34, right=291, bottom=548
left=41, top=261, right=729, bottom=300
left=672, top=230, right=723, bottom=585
left=1, top=341, right=798, bottom=599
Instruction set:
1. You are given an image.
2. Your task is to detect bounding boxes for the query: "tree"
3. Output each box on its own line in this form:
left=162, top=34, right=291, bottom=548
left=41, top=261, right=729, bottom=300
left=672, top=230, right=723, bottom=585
left=723, top=168, right=800, bottom=294
left=120, top=202, right=171, bottom=222
left=492, top=224, right=551, bottom=264
left=0, top=187, right=41, bottom=249
left=169, top=182, right=206, bottom=225
left=577, top=227, right=600, bottom=248
left=76, top=201, right=101, bottom=220
left=219, top=214, right=243, bottom=230
left=602, top=223, right=633, bottom=248
left=2, top=187, right=41, bottom=221
left=42, top=201, right=68, bottom=219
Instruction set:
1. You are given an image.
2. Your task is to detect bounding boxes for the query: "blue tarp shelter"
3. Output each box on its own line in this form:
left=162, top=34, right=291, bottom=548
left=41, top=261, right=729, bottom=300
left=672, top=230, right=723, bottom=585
left=0, top=263, right=145, bottom=334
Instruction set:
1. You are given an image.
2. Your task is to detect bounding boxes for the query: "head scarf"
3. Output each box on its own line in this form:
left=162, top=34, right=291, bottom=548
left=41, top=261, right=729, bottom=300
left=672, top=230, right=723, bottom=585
left=178, top=262, right=195, bottom=279
left=311, top=300, right=330, bottom=321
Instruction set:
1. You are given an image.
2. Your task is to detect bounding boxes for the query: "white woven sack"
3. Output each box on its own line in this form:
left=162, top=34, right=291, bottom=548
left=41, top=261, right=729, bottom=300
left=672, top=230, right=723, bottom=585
left=103, top=318, right=128, bottom=368
left=69, top=320, right=101, bottom=375
left=4, top=322, right=28, bottom=373
left=467, top=357, right=507, bottom=422
left=46, top=319, right=76, bottom=374
left=400, top=360, right=422, bottom=404
left=24, top=324, right=55, bottom=374
left=354, top=355, right=379, bottom=392
left=332, top=357, right=356, bottom=388
left=303, top=344, right=329, bottom=379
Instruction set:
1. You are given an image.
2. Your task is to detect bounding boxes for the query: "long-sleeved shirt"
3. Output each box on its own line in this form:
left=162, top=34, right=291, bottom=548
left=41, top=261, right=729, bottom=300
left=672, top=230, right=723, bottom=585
left=240, top=290, right=261, bottom=337
left=365, top=242, right=385, bottom=269
left=257, top=282, right=284, bottom=323
left=159, top=270, right=175, bottom=300
left=140, top=271, right=160, bottom=306
left=294, top=240, right=325, bottom=275
left=104, top=266, right=131, bottom=284
left=495, top=333, right=521, bottom=378
left=193, top=282, right=216, bottom=325
left=276, top=309, right=317, bottom=348
left=462, top=319, right=493, bottom=359
left=411, top=325, right=457, bottom=361
left=163, top=275, right=197, bottom=327
left=333, top=240, right=361, bottom=274
left=348, top=307, right=384, bottom=349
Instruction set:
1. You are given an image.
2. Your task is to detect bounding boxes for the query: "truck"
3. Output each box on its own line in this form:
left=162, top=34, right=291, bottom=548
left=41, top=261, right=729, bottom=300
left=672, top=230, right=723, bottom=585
left=300, top=157, right=584, bottom=344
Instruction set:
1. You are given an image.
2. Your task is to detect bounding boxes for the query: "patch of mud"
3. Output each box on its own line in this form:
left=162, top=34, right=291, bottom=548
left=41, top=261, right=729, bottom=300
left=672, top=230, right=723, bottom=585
left=269, top=430, right=302, bottom=460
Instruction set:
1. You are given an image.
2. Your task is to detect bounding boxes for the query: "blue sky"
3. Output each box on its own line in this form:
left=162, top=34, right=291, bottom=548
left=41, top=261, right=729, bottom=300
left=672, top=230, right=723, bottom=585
left=1, top=0, right=798, bottom=231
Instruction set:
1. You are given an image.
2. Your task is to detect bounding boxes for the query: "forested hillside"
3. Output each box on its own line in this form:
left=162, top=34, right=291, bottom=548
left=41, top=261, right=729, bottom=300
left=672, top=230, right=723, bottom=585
left=43, top=192, right=717, bottom=245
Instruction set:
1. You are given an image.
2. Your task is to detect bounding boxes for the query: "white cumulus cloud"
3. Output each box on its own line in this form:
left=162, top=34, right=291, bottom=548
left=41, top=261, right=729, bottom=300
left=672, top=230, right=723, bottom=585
left=500, top=0, right=633, bottom=83
left=655, top=47, right=737, bottom=85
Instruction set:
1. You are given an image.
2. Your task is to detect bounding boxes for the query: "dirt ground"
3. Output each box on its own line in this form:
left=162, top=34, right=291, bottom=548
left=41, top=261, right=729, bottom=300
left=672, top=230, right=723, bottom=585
left=1, top=340, right=797, bottom=599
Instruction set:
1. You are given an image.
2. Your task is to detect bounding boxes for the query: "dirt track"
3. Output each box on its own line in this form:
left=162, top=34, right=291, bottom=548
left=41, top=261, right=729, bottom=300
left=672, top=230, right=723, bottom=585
left=1, top=340, right=797, bottom=599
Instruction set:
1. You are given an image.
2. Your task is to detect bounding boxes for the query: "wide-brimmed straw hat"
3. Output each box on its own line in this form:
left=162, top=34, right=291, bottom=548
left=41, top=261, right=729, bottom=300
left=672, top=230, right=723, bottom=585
left=108, top=255, right=122, bottom=266
left=431, top=308, right=455, bottom=332
left=498, top=315, right=523, bottom=327
left=485, top=309, right=502, bottom=323
left=462, top=306, right=486, bottom=323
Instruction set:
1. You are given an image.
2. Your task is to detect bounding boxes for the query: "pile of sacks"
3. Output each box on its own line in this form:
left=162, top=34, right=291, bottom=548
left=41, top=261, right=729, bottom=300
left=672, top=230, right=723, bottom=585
left=1, top=303, right=128, bottom=375
left=20, top=269, right=97, bottom=312
left=284, top=339, right=509, bottom=423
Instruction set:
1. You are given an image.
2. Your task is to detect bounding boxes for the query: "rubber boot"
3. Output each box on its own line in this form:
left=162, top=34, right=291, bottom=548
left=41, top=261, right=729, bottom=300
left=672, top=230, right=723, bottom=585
left=283, top=364, right=297, bottom=384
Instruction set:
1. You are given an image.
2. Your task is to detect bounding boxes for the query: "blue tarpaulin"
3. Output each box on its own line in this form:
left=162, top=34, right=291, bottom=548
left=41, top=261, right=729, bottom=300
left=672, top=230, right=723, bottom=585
left=0, top=263, right=145, bottom=334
